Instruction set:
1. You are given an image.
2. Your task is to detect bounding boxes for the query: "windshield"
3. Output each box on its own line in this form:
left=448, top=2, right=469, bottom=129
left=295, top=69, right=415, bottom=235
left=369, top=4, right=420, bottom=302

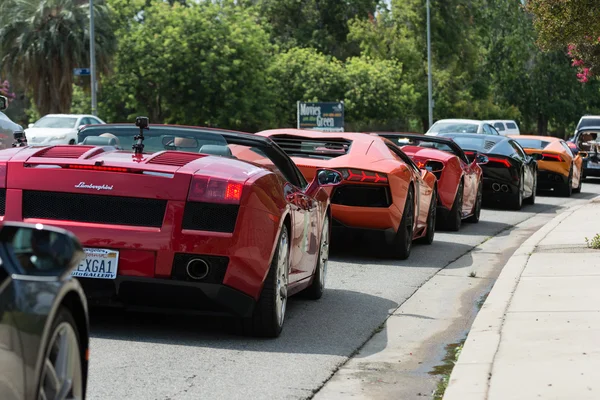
left=514, top=138, right=550, bottom=150
left=34, top=116, right=78, bottom=129
left=448, top=136, right=488, bottom=151
left=384, top=136, right=459, bottom=158
left=428, top=122, right=479, bottom=134
left=578, top=118, right=600, bottom=129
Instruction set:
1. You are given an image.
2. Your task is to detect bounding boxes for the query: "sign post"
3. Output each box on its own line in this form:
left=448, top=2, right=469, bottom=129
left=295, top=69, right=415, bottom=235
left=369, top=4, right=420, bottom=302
left=297, top=101, right=344, bottom=132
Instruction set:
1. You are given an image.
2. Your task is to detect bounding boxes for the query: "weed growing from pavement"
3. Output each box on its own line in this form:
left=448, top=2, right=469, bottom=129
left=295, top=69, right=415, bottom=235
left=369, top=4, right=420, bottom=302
left=477, top=292, right=490, bottom=310
left=430, top=339, right=465, bottom=399
left=469, top=271, right=477, bottom=278
left=585, top=233, right=600, bottom=249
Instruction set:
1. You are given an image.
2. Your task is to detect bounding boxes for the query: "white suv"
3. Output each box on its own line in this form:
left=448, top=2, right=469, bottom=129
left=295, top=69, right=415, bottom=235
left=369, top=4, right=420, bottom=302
left=576, top=115, right=600, bottom=131
left=485, top=120, right=520, bottom=136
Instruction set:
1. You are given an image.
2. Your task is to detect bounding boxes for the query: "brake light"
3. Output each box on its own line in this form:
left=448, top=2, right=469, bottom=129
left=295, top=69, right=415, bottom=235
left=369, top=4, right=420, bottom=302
left=0, top=163, right=6, bottom=188
left=487, top=157, right=511, bottom=168
left=67, top=164, right=129, bottom=173
left=542, top=153, right=563, bottom=162
left=188, top=176, right=243, bottom=204
left=341, top=168, right=388, bottom=183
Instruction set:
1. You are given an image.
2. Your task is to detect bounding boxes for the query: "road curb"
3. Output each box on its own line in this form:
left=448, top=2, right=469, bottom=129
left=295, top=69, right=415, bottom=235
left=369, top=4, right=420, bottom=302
left=442, top=200, right=592, bottom=400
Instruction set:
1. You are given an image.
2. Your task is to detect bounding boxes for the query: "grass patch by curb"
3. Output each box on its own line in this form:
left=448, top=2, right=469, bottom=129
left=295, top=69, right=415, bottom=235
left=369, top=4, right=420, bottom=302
left=429, top=339, right=465, bottom=399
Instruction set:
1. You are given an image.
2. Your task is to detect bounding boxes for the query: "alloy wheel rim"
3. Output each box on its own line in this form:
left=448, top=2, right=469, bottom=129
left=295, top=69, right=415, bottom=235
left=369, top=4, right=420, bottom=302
left=39, top=322, right=82, bottom=400
left=319, top=219, right=329, bottom=289
left=275, top=233, right=289, bottom=327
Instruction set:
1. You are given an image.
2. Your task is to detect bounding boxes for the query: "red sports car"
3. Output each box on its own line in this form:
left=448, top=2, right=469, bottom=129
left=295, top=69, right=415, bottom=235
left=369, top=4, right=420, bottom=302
left=255, top=129, right=438, bottom=259
left=376, top=133, right=484, bottom=231
left=0, top=118, right=343, bottom=337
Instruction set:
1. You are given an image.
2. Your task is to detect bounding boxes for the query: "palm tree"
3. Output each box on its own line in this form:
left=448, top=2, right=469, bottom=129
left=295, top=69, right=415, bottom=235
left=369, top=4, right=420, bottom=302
left=0, top=0, right=116, bottom=115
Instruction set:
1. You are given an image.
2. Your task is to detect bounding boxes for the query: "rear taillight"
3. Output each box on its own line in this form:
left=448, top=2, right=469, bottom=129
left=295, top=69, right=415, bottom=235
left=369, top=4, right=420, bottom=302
left=0, top=163, right=6, bottom=188
left=341, top=168, right=388, bottom=183
left=188, top=176, right=244, bottom=204
left=542, top=153, right=563, bottom=162
left=487, top=157, right=511, bottom=168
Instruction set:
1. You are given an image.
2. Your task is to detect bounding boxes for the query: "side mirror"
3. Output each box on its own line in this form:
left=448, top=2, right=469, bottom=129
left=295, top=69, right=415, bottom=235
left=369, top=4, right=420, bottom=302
left=0, top=222, right=85, bottom=280
left=28, top=123, right=34, bottom=129
left=78, top=125, right=85, bottom=130
left=317, top=169, right=343, bottom=186
left=305, top=168, right=342, bottom=197
left=530, top=153, right=543, bottom=161
left=476, top=154, right=489, bottom=164
left=0, top=95, right=7, bottom=111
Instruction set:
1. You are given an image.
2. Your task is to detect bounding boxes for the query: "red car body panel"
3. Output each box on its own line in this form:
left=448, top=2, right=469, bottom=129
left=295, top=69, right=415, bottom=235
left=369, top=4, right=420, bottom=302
left=375, top=133, right=483, bottom=220
left=255, top=129, right=437, bottom=240
left=0, top=128, right=332, bottom=316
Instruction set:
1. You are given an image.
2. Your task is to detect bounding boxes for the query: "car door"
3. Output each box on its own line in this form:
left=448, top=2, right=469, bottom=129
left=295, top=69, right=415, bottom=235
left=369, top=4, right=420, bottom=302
left=0, top=261, right=26, bottom=400
left=268, top=148, right=320, bottom=282
left=509, top=140, right=534, bottom=196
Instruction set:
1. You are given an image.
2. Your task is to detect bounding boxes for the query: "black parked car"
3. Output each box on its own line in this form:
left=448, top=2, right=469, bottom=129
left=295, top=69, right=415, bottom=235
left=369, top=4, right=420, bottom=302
left=0, top=222, right=88, bottom=400
left=437, top=133, right=539, bottom=210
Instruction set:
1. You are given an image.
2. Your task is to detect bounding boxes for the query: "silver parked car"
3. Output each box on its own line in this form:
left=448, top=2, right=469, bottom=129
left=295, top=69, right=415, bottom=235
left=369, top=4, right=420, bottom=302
left=0, top=95, right=23, bottom=148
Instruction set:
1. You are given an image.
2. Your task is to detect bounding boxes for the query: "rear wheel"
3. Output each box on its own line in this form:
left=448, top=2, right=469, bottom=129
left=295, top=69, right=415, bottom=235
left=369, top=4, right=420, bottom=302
left=524, top=170, right=536, bottom=205
left=509, top=172, right=524, bottom=210
left=418, top=186, right=437, bottom=245
left=442, top=181, right=463, bottom=231
left=388, top=186, right=414, bottom=259
left=466, top=182, right=482, bottom=223
left=242, top=225, right=289, bottom=337
left=38, top=307, right=84, bottom=400
left=304, top=217, right=329, bottom=300
left=557, top=168, right=573, bottom=197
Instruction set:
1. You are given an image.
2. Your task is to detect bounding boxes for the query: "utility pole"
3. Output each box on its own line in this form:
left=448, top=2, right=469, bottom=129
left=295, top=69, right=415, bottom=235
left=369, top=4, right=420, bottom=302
left=426, top=0, right=433, bottom=127
left=89, top=0, right=97, bottom=116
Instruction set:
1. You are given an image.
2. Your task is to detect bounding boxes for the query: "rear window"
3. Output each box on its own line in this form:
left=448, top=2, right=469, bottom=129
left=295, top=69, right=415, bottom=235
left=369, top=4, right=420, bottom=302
left=578, top=118, right=600, bottom=129
left=506, top=122, right=517, bottom=129
left=450, top=136, right=486, bottom=151
left=514, top=139, right=549, bottom=150
left=429, top=122, right=479, bottom=134
left=269, top=135, right=352, bottom=160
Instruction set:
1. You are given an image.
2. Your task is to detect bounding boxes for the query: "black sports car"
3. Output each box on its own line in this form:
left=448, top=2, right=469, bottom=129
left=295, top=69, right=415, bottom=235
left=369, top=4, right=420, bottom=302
left=437, top=133, right=539, bottom=210
left=571, top=126, right=600, bottom=179
left=0, top=222, right=88, bottom=400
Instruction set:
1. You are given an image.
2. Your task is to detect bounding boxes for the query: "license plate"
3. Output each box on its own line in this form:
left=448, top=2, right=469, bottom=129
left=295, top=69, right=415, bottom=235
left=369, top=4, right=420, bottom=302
left=588, top=162, right=600, bottom=169
left=72, top=248, right=119, bottom=279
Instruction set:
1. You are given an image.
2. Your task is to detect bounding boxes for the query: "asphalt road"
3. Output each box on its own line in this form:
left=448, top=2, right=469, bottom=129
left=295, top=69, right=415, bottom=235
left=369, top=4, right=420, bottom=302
left=86, top=182, right=600, bottom=400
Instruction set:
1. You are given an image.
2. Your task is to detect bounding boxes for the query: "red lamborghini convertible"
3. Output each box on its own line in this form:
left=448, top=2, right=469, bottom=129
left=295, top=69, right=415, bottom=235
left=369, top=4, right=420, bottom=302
left=0, top=118, right=343, bottom=337
left=375, top=133, right=484, bottom=231
left=255, top=129, right=438, bottom=259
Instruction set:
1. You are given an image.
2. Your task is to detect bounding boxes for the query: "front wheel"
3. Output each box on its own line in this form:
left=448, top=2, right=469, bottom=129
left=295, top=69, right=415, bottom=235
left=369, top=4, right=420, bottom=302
left=242, top=225, right=289, bottom=337
left=38, top=307, right=84, bottom=400
left=388, top=186, right=414, bottom=259
left=304, top=217, right=330, bottom=300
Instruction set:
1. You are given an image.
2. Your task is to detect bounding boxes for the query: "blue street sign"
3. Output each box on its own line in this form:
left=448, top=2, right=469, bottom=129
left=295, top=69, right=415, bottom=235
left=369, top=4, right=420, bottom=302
left=73, top=68, right=91, bottom=76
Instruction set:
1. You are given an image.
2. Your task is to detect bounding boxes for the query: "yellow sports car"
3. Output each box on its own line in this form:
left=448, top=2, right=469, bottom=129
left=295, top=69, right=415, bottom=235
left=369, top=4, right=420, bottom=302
left=510, top=135, right=582, bottom=196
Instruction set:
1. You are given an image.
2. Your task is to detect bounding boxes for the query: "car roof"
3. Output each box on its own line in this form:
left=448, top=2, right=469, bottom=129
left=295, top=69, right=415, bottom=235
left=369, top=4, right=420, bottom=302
left=438, top=132, right=506, bottom=141
left=511, top=135, right=559, bottom=141
left=40, top=114, right=95, bottom=118
left=580, top=115, right=600, bottom=119
left=485, top=119, right=517, bottom=124
left=433, top=118, right=482, bottom=125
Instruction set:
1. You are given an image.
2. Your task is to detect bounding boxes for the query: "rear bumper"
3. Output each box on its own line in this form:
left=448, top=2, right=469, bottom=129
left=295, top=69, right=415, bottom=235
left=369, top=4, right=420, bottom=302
left=331, top=203, right=401, bottom=231
left=79, top=275, right=255, bottom=317
left=537, top=170, right=568, bottom=190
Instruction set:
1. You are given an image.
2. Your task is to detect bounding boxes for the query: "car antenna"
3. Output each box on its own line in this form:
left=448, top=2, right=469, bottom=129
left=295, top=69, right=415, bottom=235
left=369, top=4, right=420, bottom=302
left=133, top=116, right=149, bottom=155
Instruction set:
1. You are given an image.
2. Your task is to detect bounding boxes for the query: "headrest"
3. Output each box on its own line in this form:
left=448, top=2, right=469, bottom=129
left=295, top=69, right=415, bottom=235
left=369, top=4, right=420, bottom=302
left=81, top=136, right=117, bottom=146
left=199, top=144, right=233, bottom=158
left=174, top=137, right=198, bottom=148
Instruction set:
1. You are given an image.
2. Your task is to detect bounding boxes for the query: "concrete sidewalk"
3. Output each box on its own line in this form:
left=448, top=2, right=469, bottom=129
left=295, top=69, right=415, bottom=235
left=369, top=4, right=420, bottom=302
left=443, top=198, right=600, bottom=400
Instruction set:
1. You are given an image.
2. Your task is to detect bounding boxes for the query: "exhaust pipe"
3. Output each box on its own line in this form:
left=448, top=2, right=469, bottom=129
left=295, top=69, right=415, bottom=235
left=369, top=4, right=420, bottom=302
left=501, top=184, right=509, bottom=192
left=186, top=259, right=210, bottom=280
left=492, top=183, right=500, bottom=192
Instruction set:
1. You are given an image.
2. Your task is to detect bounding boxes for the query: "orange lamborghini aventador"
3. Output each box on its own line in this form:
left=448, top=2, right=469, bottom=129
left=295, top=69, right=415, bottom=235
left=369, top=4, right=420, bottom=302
left=510, top=135, right=583, bottom=196
left=254, top=129, right=438, bottom=259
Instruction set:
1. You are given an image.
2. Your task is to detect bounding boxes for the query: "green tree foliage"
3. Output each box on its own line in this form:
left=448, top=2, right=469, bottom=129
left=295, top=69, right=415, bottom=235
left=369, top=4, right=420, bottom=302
left=0, top=0, right=116, bottom=115
left=100, top=1, right=274, bottom=131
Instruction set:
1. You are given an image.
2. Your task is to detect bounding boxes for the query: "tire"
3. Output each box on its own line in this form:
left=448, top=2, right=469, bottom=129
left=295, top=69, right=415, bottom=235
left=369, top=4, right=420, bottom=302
left=443, top=181, right=463, bottom=231
left=524, top=170, right=536, bottom=205
left=388, top=186, right=414, bottom=259
left=509, top=172, right=524, bottom=210
left=573, top=171, right=582, bottom=193
left=557, top=168, right=573, bottom=197
left=466, top=182, right=482, bottom=223
left=418, top=186, right=437, bottom=245
left=304, top=217, right=330, bottom=300
left=38, top=306, right=84, bottom=400
left=242, top=225, right=290, bottom=337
